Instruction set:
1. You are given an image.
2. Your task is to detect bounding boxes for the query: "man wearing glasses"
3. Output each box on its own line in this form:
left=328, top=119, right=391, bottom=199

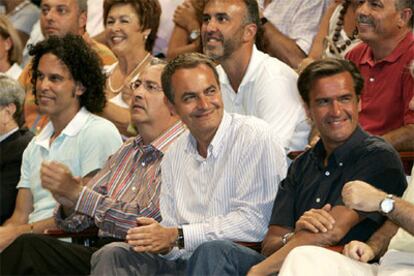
left=1, top=59, right=186, bottom=275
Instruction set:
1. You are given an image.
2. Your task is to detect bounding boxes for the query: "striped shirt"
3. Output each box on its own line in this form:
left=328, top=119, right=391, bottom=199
left=160, top=112, right=288, bottom=260
left=55, top=121, right=186, bottom=239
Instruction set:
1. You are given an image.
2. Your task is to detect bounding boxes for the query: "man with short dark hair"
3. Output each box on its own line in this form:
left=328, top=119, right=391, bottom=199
left=346, top=0, right=414, bottom=151
left=186, top=58, right=407, bottom=275
left=0, top=34, right=122, bottom=256
left=202, top=0, right=310, bottom=153
left=90, top=52, right=287, bottom=276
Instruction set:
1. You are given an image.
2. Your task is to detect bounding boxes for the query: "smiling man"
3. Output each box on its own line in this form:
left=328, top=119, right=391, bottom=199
left=345, top=0, right=414, bottom=151
left=0, top=34, right=122, bottom=261
left=186, top=58, right=407, bottom=275
left=89, top=53, right=287, bottom=275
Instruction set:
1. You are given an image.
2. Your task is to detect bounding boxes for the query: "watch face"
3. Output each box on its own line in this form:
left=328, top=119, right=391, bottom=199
left=381, top=198, right=394, bottom=213
left=190, top=31, right=200, bottom=40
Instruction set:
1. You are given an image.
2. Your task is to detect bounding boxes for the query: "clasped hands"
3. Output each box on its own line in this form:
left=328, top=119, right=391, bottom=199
left=126, top=217, right=178, bottom=255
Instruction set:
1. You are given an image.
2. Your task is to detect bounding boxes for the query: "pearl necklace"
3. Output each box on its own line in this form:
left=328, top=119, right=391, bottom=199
left=107, top=53, right=152, bottom=94
left=328, top=0, right=358, bottom=56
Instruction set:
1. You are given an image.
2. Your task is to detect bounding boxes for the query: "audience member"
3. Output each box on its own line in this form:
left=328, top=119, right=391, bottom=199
left=202, top=0, right=310, bottom=153
left=346, top=0, right=414, bottom=151
left=0, top=15, right=22, bottom=79
left=100, top=0, right=161, bottom=137
left=0, top=74, right=33, bottom=224
left=89, top=53, right=287, bottom=275
left=186, top=58, right=407, bottom=275
left=279, top=179, right=414, bottom=275
left=0, top=59, right=186, bottom=275
left=167, top=0, right=205, bottom=59
left=258, top=0, right=327, bottom=69
left=19, top=0, right=117, bottom=134
left=0, top=34, right=122, bottom=253
left=2, top=0, right=40, bottom=47
left=298, top=0, right=361, bottom=73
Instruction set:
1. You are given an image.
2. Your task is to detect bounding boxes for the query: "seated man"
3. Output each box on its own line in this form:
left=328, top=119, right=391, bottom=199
left=90, top=53, right=287, bottom=275
left=0, top=34, right=122, bottom=254
left=186, top=58, right=407, bottom=275
left=279, top=178, right=414, bottom=276
left=345, top=0, right=414, bottom=151
left=0, top=75, right=34, bottom=224
left=0, top=59, right=186, bottom=275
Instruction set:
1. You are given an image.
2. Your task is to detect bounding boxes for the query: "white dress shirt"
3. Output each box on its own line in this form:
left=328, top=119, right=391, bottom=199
left=218, top=46, right=310, bottom=153
left=160, top=112, right=287, bottom=260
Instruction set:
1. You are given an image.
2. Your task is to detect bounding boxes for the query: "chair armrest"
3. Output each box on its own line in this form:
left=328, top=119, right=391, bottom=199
left=44, top=227, right=99, bottom=238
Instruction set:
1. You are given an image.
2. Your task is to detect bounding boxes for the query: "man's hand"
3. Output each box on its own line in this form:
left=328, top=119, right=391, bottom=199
left=40, top=161, right=83, bottom=208
left=173, top=0, right=199, bottom=32
left=343, top=240, right=375, bottom=263
left=295, top=204, right=335, bottom=233
left=342, top=181, right=386, bottom=212
left=0, top=225, right=25, bottom=252
left=126, top=217, right=178, bottom=254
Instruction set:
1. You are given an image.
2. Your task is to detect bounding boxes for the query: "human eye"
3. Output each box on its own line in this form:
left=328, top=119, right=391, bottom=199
left=205, top=86, right=216, bottom=95
left=216, top=14, right=229, bottom=23
left=316, top=98, right=330, bottom=106
left=182, top=94, right=196, bottom=102
left=56, top=5, right=69, bottom=15
left=202, top=15, right=211, bottom=24
left=130, top=79, right=142, bottom=90
left=120, top=16, right=131, bottom=24
left=106, top=17, right=115, bottom=25
left=369, top=0, right=383, bottom=8
left=49, top=74, right=64, bottom=82
left=41, top=5, right=50, bottom=15
left=339, top=95, right=353, bottom=103
left=36, top=71, right=45, bottom=81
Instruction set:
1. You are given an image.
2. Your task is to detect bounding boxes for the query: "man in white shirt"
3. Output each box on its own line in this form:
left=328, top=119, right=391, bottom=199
left=90, top=53, right=287, bottom=275
left=201, top=0, right=310, bottom=153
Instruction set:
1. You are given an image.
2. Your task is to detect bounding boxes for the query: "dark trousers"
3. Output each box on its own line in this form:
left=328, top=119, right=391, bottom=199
left=0, top=233, right=120, bottom=275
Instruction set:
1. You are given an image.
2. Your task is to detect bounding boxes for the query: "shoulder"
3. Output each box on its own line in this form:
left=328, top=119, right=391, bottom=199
left=256, top=51, right=298, bottom=81
left=345, top=43, right=368, bottom=61
left=354, top=135, right=401, bottom=164
left=81, top=113, right=121, bottom=139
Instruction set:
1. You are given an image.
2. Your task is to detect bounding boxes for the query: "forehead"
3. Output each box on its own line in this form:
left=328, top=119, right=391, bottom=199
left=41, top=0, right=77, bottom=9
left=108, top=3, right=137, bottom=16
left=138, top=65, right=163, bottom=83
left=204, top=0, right=246, bottom=15
left=172, top=64, right=219, bottom=91
left=38, top=53, right=71, bottom=76
left=310, top=72, right=356, bottom=99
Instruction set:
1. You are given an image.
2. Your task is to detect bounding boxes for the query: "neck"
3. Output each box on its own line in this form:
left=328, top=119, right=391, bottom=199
left=1, top=120, right=18, bottom=136
left=136, top=117, right=178, bottom=145
left=49, top=105, right=81, bottom=136
left=117, top=49, right=149, bottom=75
left=194, top=128, right=218, bottom=158
left=220, top=45, right=253, bottom=92
left=0, top=59, right=11, bottom=73
left=369, top=30, right=409, bottom=61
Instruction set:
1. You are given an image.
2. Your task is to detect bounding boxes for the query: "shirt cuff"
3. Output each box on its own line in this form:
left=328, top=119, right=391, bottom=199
left=75, top=186, right=102, bottom=217
left=182, top=223, right=206, bottom=251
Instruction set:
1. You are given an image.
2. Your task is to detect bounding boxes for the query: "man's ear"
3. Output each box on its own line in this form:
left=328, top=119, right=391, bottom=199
left=78, top=11, right=87, bottom=31
left=243, top=23, right=257, bottom=43
left=164, top=96, right=177, bottom=116
left=75, top=82, right=86, bottom=97
left=398, top=8, right=413, bottom=28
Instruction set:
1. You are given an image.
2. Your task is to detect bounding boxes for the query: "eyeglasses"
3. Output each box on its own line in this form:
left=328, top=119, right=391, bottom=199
left=129, top=79, right=163, bottom=93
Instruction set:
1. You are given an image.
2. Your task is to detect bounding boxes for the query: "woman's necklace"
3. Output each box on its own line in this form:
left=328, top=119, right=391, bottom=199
left=328, top=0, right=358, bottom=56
left=6, top=0, right=31, bottom=17
left=107, top=52, right=152, bottom=94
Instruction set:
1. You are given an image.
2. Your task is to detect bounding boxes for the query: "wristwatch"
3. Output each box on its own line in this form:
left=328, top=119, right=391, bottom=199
left=379, top=194, right=395, bottom=214
left=176, top=227, right=185, bottom=249
left=189, top=29, right=200, bottom=42
left=281, top=232, right=294, bottom=245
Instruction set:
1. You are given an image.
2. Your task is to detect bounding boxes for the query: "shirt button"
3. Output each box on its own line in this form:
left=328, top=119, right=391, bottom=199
left=339, top=162, right=343, bottom=167
left=325, top=171, right=330, bottom=176
left=141, top=162, right=146, bottom=167
left=369, top=77, right=375, bottom=82
left=316, top=198, right=321, bottom=203
left=132, top=186, right=137, bottom=192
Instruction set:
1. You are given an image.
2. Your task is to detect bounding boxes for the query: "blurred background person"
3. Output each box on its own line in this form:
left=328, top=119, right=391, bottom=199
left=0, top=15, right=22, bottom=79
left=0, top=74, right=33, bottom=224
left=100, top=0, right=160, bottom=137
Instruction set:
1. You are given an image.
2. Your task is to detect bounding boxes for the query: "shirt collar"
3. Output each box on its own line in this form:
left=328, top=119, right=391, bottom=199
left=35, top=107, right=90, bottom=148
left=312, top=126, right=369, bottom=166
left=216, top=45, right=265, bottom=91
left=133, top=120, right=186, bottom=154
left=186, top=111, right=231, bottom=159
left=360, top=32, right=414, bottom=66
left=0, top=127, right=18, bottom=143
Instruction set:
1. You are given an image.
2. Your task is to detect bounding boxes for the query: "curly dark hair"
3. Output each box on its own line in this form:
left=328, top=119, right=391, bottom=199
left=104, top=0, right=161, bottom=52
left=29, top=34, right=106, bottom=113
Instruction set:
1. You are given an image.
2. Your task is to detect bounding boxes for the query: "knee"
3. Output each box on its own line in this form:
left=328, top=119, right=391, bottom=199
left=91, top=242, right=131, bottom=264
left=191, top=240, right=238, bottom=261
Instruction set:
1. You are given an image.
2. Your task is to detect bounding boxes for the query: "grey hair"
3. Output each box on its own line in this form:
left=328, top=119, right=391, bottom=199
left=0, top=74, right=25, bottom=124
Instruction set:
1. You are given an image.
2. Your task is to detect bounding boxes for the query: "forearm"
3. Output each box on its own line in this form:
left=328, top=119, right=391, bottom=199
left=262, top=24, right=306, bottom=69
left=387, top=197, right=414, bottom=236
left=382, top=124, right=414, bottom=151
left=366, top=220, right=399, bottom=259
